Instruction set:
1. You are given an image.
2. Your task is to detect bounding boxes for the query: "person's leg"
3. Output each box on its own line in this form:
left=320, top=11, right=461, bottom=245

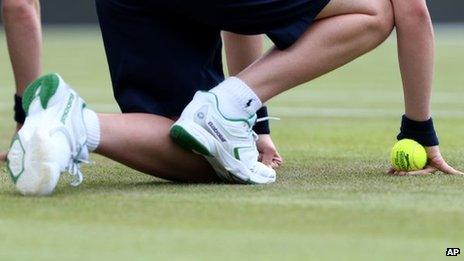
left=95, top=0, right=223, bottom=117
left=96, top=113, right=219, bottom=183
left=222, top=32, right=282, bottom=168
left=170, top=0, right=394, bottom=183
left=222, top=32, right=264, bottom=76
left=2, top=0, right=42, bottom=97
left=0, top=0, right=42, bottom=162
left=93, top=0, right=225, bottom=182
left=7, top=74, right=220, bottom=196
left=237, top=0, right=394, bottom=102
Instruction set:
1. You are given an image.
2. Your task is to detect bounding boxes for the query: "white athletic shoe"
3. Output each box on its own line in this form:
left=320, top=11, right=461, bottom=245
left=170, top=91, right=276, bottom=184
left=6, top=73, right=90, bottom=196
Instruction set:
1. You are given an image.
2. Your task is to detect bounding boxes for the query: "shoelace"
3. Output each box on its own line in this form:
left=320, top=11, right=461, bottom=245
left=252, top=131, right=259, bottom=141
left=49, top=126, right=88, bottom=187
left=253, top=116, right=281, bottom=141
left=256, top=116, right=280, bottom=123
left=67, top=159, right=86, bottom=187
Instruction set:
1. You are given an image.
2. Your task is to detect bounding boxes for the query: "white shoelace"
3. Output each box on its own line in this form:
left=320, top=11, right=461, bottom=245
left=253, top=116, right=281, bottom=141
left=256, top=116, right=280, bottom=123
left=49, top=126, right=88, bottom=187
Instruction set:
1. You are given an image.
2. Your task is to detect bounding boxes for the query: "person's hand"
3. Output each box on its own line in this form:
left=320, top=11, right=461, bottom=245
left=388, top=146, right=464, bottom=176
left=257, top=134, right=283, bottom=169
left=0, top=152, right=6, bottom=162
left=0, top=123, right=22, bottom=162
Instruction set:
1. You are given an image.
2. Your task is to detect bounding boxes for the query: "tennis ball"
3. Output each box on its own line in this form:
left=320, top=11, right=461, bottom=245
left=390, top=139, right=427, bottom=171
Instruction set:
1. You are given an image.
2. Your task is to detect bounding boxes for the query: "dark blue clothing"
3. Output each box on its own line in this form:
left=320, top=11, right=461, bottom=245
left=95, top=0, right=330, bottom=133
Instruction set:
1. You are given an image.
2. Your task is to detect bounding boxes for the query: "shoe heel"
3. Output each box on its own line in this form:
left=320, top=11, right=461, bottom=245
left=22, top=73, right=61, bottom=114
left=170, top=124, right=212, bottom=156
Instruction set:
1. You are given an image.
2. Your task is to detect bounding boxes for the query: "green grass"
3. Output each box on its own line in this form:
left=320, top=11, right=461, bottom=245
left=1, top=27, right=464, bottom=260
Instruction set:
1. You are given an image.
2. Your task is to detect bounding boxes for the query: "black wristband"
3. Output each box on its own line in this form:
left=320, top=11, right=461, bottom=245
left=253, top=106, right=270, bottom=135
left=14, top=94, right=26, bottom=124
left=397, top=115, right=439, bottom=147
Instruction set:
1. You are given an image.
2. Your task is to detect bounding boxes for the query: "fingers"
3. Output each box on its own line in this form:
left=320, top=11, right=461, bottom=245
left=429, top=154, right=464, bottom=175
left=271, top=152, right=284, bottom=169
left=388, top=165, right=464, bottom=176
left=270, top=161, right=279, bottom=169
left=261, top=150, right=275, bottom=168
left=259, top=151, right=283, bottom=170
left=271, top=158, right=282, bottom=169
left=273, top=154, right=283, bottom=165
left=397, top=165, right=437, bottom=176
left=388, top=145, right=464, bottom=176
left=435, top=162, right=464, bottom=175
left=2, top=126, right=20, bottom=162
left=0, top=152, right=7, bottom=162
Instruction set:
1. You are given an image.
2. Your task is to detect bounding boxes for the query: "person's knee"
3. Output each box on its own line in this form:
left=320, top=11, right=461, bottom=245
left=394, top=1, right=431, bottom=24
left=366, top=0, right=394, bottom=42
left=2, top=0, right=37, bottom=20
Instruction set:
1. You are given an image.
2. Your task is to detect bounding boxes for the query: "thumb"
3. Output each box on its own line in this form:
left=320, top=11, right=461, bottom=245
left=430, top=156, right=461, bottom=175
left=436, top=161, right=462, bottom=175
left=0, top=152, right=7, bottom=162
left=261, top=150, right=274, bottom=167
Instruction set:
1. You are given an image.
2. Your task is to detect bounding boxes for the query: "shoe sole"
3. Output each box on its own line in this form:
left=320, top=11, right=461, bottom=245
left=170, top=124, right=212, bottom=156
left=170, top=120, right=274, bottom=184
left=7, top=73, right=65, bottom=196
left=170, top=124, right=240, bottom=183
left=8, top=130, right=61, bottom=196
left=204, top=156, right=245, bottom=184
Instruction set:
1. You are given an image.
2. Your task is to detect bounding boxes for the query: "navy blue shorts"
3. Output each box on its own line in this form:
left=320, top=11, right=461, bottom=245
left=95, top=0, right=330, bottom=118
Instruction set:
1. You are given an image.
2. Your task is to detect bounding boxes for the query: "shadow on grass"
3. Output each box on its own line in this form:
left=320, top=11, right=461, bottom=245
left=64, top=178, right=247, bottom=196
left=0, top=180, right=238, bottom=198
left=59, top=180, right=251, bottom=198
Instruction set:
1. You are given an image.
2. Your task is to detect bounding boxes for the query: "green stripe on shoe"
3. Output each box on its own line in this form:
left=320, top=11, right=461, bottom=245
left=6, top=135, right=25, bottom=184
left=170, top=125, right=212, bottom=156
left=233, top=146, right=253, bottom=161
left=22, top=73, right=60, bottom=115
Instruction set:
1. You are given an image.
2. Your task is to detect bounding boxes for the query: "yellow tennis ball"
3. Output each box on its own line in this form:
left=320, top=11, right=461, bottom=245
left=390, top=139, right=427, bottom=171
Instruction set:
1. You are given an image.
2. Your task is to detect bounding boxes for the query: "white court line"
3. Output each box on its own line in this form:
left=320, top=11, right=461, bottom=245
left=270, top=107, right=464, bottom=118
left=0, top=103, right=120, bottom=113
left=1, top=103, right=462, bottom=119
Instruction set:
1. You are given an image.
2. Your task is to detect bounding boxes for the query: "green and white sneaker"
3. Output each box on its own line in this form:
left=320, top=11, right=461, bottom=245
left=170, top=91, right=276, bottom=184
left=6, top=73, right=90, bottom=196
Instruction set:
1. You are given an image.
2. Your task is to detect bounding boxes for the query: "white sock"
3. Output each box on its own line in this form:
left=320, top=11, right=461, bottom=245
left=210, top=77, right=262, bottom=118
left=83, top=109, right=100, bottom=151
